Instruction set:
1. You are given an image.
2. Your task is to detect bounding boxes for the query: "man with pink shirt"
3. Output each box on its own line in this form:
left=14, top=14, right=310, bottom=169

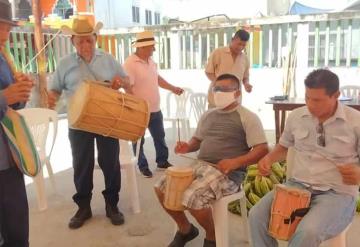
left=123, top=31, right=183, bottom=178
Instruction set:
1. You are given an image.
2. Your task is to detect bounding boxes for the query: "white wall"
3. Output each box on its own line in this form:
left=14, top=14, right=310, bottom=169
left=94, top=0, right=163, bottom=29
left=158, top=67, right=360, bottom=131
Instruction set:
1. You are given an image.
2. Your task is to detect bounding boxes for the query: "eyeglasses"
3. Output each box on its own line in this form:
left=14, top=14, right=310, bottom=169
left=316, top=123, right=325, bottom=147
left=212, top=86, right=238, bottom=93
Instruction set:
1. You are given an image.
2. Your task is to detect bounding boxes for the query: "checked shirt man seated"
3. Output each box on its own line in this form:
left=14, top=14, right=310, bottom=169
left=154, top=73, right=269, bottom=247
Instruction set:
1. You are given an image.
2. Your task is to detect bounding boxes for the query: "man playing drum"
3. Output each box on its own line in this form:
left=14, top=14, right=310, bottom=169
left=154, top=73, right=269, bottom=247
left=249, top=69, right=360, bottom=247
left=48, top=17, right=130, bottom=229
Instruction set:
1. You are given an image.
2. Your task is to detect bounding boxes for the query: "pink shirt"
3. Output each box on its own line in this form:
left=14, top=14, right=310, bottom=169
left=123, top=54, right=160, bottom=112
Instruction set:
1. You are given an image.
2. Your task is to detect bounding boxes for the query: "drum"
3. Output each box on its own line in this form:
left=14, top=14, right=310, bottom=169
left=164, top=166, right=194, bottom=211
left=68, top=81, right=150, bottom=142
left=268, top=184, right=311, bottom=241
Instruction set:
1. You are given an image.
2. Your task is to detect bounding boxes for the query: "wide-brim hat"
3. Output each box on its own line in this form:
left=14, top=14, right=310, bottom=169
left=0, top=0, right=17, bottom=26
left=132, top=30, right=156, bottom=48
left=61, top=16, right=103, bottom=36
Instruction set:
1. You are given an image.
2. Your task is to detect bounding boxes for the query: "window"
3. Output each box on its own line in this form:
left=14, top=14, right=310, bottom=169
left=145, top=9, right=152, bottom=25
left=132, top=6, right=140, bottom=23
left=154, top=12, right=161, bottom=25
left=54, top=0, right=73, bottom=19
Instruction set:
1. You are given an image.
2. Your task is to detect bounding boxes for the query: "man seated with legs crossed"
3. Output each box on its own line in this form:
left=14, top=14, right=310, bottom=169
left=154, top=73, right=269, bottom=247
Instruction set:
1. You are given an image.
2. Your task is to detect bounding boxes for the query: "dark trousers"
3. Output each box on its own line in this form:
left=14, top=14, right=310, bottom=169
left=0, top=167, right=29, bottom=247
left=68, top=129, right=121, bottom=208
left=133, top=111, right=169, bottom=170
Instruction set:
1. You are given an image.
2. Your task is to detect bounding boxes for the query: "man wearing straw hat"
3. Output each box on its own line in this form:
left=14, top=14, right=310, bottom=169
left=48, top=17, right=129, bottom=229
left=123, top=30, right=184, bottom=178
left=0, top=0, right=34, bottom=245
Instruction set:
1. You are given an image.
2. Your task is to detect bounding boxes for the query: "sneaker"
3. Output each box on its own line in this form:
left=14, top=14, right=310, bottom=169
left=68, top=206, right=92, bottom=229
left=168, top=224, right=199, bottom=247
left=157, top=161, right=173, bottom=170
left=140, top=168, right=153, bottom=178
left=203, top=238, right=216, bottom=247
left=106, top=204, right=125, bottom=225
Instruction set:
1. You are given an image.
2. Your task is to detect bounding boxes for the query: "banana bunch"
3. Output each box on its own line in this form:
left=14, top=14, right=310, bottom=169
left=357, top=197, right=360, bottom=213
left=228, top=161, right=286, bottom=215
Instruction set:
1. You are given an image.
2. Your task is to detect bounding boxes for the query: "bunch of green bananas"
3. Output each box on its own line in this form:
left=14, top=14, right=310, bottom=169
left=357, top=197, right=360, bottom=213
left=228, top=161, right=286, bottom=215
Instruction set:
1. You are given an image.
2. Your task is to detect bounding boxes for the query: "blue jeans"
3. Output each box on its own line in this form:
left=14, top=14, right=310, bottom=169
left=248, top=180, right=355, bottom=247
left=133, top=111, right=169, bottom=170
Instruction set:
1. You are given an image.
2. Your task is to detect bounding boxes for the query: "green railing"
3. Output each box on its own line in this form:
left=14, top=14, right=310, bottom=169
left=7, top=11, right=360, bottom=74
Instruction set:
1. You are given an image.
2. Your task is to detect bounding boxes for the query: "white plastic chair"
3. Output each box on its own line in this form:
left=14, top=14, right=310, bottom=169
left=190, top=93, right=207, bottom=123
left=212, top=190, right=249, bottom=247
left=119, top=140, right=141, bottom=214
left=172, top=189, right=249, bottom=247
left=163, top=88, right=193, bottom=141
left=18, top=108, right=58, bottom=211
left=286, top=147, right=349, bottom=247
left=340, top=85, right=360, bottom=99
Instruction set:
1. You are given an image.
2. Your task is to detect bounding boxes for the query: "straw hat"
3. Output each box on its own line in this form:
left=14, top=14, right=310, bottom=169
left=61, top=16, right=103, bottom=36
left=0, top=0, right=17, bottom=26
left=132, top=31, right=156, bottom=48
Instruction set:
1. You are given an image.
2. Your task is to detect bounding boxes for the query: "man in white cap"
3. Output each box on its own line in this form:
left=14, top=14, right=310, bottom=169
left=0, top=0, right=34, bottom=245
left=48, top=16, right=130, bottom=229
left=123, top=30, right=183, bottom=178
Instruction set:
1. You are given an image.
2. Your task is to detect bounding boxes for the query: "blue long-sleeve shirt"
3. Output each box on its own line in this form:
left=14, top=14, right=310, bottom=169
left=0, top=53, right=22, bottom=171
left=0, top=93, right=12, bottom=171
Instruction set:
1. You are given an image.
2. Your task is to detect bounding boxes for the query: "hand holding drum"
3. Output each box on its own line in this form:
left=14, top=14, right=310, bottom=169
left=110, top=75, right=132, bottom=91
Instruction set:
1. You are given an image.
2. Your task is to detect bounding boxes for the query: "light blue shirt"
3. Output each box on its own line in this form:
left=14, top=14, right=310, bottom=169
left=50, top=49, right=127, bottom=104
left=0, top=93, right=11, bottom=171
left=280, top=103, right=360, bottom=197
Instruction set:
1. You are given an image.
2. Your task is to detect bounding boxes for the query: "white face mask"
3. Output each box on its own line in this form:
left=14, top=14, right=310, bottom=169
left=214, top=91, right=236, bottom=109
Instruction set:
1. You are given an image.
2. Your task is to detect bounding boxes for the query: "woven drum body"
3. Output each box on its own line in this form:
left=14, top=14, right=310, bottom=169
left=269, top=184, right=311, bottom=241
left=68, top=82, right=150, bottom=141
left=164, top=166, right=194, bottom=211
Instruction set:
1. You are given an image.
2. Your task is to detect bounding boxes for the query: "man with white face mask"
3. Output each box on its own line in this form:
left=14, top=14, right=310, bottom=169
left=154, top=73, right=268, bottom=247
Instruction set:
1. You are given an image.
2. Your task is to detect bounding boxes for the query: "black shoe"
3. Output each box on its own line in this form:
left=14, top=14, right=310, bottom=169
left=140, top=168, right=153, bottom=178
left=203, top=238, right=216, bottom=247
left=68, top=206, right=92, bottom=229
left=157, top=161, right=173, bottom=170
left=168, top=224, right=199, bottom=247
left=106, top=204, right=125, bottom=225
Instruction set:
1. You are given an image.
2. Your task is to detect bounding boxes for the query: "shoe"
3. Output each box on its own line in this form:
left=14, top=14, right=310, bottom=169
left=157, top=161, right=173, bottom=170
left=140, top=168, right=153, bottom=178
left=168, top=224, right=199, bottom=247
left=68, top=206, right=92, bottom=229
left=203, top=238, right=216, bottom=247
left=106, top=204, right=125, bottom=225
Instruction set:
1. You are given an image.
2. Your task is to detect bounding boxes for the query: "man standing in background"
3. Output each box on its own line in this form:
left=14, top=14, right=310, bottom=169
left=124, top=30, right=183, bottom=178
left=205, top=29, right=252, bottom=108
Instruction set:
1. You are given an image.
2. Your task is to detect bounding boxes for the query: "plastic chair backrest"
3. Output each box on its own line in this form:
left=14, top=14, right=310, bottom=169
left=190, top=93, right=207, bottom=123
left=165, top=88, right=193, bottom=119
left=17, top=108, right=58, bottom=160
left=340, top=85, right=360, bottom=98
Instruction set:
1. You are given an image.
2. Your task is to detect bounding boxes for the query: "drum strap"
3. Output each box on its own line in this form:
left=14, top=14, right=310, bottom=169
left=284, top=207, right=310, bottom=224
left=79, top=58, right=99, bottom=81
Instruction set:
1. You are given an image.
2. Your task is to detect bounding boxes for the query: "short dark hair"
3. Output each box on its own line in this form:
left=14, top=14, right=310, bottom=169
left=304, top=69, right=339, bottom=96
left=216, top=73, right=240, bottom=89
left=233, top=29, right=250, bottom=42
